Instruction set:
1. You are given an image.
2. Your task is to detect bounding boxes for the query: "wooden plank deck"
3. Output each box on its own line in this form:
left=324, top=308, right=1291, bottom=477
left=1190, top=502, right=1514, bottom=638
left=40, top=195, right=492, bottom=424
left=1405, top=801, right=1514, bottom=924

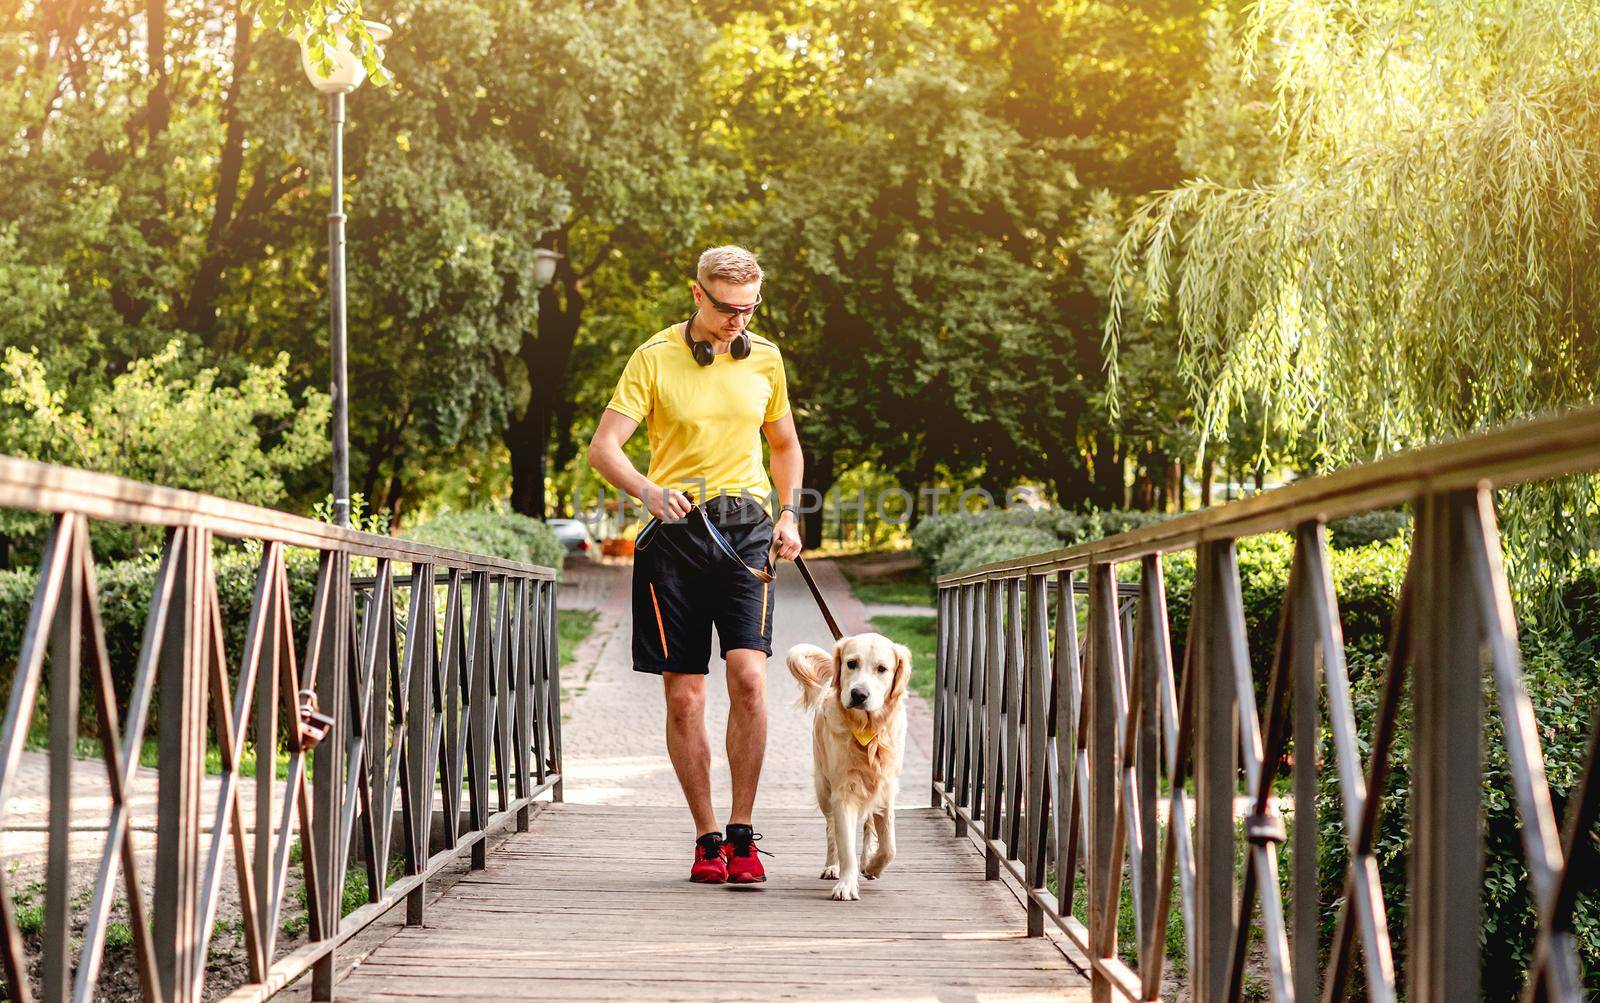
left=338, top=803, right=1090, bottom=1001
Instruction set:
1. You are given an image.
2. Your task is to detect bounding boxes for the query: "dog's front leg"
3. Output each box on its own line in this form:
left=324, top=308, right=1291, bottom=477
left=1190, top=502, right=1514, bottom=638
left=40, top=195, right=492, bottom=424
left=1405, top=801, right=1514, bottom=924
left=829, top=798, right=861, bottom=901
left=819, top=802, right=840, bottom=879
left=863, top=805, right=896, bottom=879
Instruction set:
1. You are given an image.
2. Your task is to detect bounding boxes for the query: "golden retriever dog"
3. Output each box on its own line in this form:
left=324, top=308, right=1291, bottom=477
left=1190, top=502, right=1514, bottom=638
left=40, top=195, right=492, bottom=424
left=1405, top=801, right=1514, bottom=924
left=786, top=634, right=911, bottom=901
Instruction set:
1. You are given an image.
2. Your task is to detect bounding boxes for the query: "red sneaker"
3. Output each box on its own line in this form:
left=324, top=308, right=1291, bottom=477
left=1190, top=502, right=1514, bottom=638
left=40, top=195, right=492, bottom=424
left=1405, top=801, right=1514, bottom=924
left=722, top=824, right=769, bottom=884
left=690, top=832, right=728, bottom=883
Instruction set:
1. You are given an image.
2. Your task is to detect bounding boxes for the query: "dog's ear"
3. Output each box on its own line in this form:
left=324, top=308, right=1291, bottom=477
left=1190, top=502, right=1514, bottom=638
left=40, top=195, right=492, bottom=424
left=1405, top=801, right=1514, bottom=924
left=831, top=640, right=847, bottom=692
left=888, top=642, right=912, bottom=703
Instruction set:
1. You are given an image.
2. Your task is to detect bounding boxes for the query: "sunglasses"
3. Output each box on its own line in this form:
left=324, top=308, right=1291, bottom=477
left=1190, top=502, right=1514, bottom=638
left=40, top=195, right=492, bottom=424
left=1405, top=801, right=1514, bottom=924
left=697, top=282, right=762, bottom=317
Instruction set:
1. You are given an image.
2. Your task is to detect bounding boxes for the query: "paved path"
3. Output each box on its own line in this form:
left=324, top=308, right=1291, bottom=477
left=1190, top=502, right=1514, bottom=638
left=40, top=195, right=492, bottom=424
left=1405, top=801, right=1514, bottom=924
left=556, top=557, right=933, bottom=814
left=343, top=556, right=1088, bottom=1002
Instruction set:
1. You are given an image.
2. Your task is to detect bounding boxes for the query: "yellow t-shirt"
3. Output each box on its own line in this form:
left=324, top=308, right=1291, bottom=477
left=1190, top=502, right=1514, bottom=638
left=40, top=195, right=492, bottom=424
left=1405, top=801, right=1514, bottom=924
left=605, top=323, right=791, bottom=507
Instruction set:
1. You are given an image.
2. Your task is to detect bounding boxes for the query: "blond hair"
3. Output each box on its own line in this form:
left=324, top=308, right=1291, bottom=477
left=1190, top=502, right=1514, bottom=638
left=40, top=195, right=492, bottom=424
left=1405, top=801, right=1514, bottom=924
left=696, top=245, right=763, bottom=286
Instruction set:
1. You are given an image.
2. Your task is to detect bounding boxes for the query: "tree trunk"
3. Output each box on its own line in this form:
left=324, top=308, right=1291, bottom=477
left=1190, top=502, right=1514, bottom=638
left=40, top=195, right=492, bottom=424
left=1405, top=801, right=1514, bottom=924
left=1200, top=453, right=1215, bottom=507
left=181, top=0, right=251, bottom=338
left=1255, top=464, right=1266, bottom=493
left=508, top=239, right=585, bottom=521
left=1089, top=431, right=1124, bottom=510
left=507, top=400, right=549, bottom=518
left=800, top=447, right=833, bottom=550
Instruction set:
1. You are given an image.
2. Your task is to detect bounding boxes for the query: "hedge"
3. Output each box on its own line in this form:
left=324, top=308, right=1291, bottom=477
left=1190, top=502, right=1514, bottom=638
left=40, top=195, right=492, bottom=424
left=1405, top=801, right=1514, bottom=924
left=912, top=507, right=1171, bottom=579
left=400, top=509, right=565, bottom=573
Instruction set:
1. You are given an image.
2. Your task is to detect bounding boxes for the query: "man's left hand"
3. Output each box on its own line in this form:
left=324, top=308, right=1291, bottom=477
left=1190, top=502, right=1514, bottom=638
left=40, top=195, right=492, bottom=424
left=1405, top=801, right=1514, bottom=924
left=773, top=511, right=803, bottom=561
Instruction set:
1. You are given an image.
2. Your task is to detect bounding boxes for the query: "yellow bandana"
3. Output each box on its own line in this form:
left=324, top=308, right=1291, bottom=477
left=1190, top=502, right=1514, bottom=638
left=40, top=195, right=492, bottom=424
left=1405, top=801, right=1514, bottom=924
left=849, top=723, right=877, bottom=747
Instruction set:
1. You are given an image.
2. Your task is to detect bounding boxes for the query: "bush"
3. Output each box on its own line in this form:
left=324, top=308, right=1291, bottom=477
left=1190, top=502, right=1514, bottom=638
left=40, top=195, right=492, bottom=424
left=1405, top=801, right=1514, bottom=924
left=0, top=543, right=322, bottom=736
left=932, top=524, right=1062, bottom=579
left=1326, top=509, right=1411, bottom=549
left=402, top=509, right=564, bottom=573
left=912, top=506, right=1173, bottom=578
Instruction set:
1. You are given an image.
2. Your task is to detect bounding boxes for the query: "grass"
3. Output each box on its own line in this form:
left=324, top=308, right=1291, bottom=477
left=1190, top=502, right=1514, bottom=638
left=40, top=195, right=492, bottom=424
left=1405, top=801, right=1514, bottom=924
left=869, top=614, right=937, bottom=701
left=834, top=551, right=935, bottom=606
left=558, top=608, right=597, bottom=667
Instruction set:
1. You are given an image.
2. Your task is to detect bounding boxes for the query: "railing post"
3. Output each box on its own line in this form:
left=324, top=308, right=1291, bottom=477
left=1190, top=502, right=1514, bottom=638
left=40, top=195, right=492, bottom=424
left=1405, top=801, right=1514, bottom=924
left=1005, top=581, right=1026, bottom=860
left=310, top=550, right=349, bottom=1002
left=1192, top=541, right=1238, bottom=1003
left=468, top=571, right=491, bottom=868
left=1024, top=573, right=1050, bottom=936
left=514, top=577, right=534, bottom=832
left=1132, top=557, right=1161, bottom=961
left=1409, top=492, right=1483, bottom=1001
left=44, top=517, right=83, bottom=1003
left=405, top=562, right=434, bottom=926
left=1085, top=562, right=1122, bottom=1003
left=545, top=579, right=564, bottom=802
left=934, top=588, right=940, bottom=809
left=982, top=579, right=1005, bottom=879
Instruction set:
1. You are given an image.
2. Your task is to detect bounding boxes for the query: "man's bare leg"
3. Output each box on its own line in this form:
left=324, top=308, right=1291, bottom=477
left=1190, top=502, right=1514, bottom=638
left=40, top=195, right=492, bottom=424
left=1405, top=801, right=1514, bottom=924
left=724, top=649, right=768, bottom=827
left=663, top=672, right=717, bottom=836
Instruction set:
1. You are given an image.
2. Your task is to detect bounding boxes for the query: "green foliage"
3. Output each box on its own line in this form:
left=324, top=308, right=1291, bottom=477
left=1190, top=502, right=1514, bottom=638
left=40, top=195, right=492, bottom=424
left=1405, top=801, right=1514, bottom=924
left=402, top=509, right=564, bottom=573
left=912, top=506, right=1172, bottom=578
left=0, top=342, right=329, bottom=498
left=934, top=525, right=1062, bottom=580
left=868, top=614, right=937, bottom=701
left=1104, top=0, right=1600, bottom=577
left=104, top=922, right=134, bottom=951
left=0, top=544, right=323, bottom=731
left=0, top=342, right=330, bottom=559
left=1326, top=510, right=1411, bottom=551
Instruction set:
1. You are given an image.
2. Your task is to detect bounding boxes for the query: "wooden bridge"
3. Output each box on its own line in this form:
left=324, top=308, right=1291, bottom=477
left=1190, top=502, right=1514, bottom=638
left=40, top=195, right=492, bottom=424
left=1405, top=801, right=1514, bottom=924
left=2, top=404, right=1600, bottom=1001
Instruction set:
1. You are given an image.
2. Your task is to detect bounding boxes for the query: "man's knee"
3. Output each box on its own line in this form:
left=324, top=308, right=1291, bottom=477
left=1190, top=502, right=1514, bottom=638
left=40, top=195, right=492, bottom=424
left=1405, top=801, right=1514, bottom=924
left=725, top=654, right=766, bottom=709
left=663, top=675, right=706, bottom=727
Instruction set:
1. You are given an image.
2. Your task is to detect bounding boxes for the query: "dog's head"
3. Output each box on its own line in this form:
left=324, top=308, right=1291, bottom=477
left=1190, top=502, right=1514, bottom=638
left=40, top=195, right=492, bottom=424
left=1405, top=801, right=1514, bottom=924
left=833, top=633, right=911, bottom=715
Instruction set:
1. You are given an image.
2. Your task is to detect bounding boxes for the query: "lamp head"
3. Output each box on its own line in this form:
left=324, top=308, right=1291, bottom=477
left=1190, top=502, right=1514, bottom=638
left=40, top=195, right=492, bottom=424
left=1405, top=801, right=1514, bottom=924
left=531, top=248, right=562, bottom=286
left=299, top=19, right=392, bottom=94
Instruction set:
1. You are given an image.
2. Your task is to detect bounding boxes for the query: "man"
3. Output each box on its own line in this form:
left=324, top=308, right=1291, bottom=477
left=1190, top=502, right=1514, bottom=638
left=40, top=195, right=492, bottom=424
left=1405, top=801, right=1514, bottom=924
left=587, top=245, right=804, bottom=884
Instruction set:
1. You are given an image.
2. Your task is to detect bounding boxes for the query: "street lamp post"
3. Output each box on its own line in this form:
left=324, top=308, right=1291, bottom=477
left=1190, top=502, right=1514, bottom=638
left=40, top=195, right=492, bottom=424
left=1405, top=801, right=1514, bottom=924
left=299, top=19, right=391, bottom=529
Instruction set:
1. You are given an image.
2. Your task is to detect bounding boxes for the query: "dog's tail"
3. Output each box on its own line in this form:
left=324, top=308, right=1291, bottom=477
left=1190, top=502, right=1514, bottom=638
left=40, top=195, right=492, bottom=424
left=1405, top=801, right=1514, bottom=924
left=786, top=643, right=834, bottom=712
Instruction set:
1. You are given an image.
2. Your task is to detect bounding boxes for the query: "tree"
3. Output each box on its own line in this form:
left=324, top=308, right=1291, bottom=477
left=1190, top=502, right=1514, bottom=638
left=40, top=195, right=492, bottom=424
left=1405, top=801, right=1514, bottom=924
left=491, top=0, right=707, bottom=520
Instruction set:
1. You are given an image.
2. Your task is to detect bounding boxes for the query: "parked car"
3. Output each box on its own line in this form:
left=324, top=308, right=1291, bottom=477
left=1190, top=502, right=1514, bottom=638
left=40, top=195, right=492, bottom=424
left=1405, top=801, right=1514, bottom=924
left=548, top=518, right=599, bottom=561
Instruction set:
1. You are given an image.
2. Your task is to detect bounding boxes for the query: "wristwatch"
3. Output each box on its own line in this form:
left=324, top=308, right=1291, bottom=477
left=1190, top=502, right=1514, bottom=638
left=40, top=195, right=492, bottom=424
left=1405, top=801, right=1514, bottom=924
left=779, top=503, right=800, bottom=518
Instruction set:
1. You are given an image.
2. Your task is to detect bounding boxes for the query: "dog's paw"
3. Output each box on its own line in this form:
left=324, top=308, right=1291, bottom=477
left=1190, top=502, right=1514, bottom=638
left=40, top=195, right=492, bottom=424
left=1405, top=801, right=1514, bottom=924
left=830, top=877, right=860, bottom=901
left=819, top=864, right=840, bottom=880
left=863, top=853, right=893, bottom=879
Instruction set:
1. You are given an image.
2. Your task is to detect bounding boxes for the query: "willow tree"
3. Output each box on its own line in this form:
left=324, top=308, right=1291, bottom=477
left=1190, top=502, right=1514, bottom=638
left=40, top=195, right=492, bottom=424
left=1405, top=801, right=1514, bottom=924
left=1105, top=0, right=1600, bottom=469
left=1104, top=3, right=1600, bottom=990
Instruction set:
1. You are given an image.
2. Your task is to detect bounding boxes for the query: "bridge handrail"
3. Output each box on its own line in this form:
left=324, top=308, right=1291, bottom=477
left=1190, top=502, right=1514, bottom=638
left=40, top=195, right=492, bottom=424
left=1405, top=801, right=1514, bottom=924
left=931, top=403, right=1600, bottom=1001
left=0, top=455, right=563, bottom=1003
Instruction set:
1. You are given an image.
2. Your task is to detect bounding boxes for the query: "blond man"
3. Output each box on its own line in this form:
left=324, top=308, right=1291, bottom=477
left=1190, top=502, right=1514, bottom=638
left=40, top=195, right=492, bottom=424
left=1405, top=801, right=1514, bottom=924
left=587, top=246, right=804, bottom=883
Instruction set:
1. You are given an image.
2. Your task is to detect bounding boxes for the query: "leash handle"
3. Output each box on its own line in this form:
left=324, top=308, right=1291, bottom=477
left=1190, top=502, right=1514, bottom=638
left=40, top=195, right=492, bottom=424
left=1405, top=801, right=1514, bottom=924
left=791, top=554, right=843, bottom=641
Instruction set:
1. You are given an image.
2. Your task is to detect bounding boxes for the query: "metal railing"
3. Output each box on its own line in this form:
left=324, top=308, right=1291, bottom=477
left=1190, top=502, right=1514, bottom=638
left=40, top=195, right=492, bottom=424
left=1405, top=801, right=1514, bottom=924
left=931, top=406, right=1600, bottom=1002
left=0, top=456, right=562, bottom=1002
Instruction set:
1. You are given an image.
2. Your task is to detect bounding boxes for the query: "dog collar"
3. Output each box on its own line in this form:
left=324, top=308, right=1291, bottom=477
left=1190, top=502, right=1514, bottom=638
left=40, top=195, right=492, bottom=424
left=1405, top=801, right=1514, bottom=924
left=849, top=723, right=877, bottom=747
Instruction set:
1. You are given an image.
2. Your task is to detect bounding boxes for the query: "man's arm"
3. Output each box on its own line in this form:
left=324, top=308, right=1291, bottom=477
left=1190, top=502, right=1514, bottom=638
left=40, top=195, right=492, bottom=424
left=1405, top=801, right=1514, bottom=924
left=763, top=413, right=804, bottom=560
left=587, top=409, right=692, bottom=522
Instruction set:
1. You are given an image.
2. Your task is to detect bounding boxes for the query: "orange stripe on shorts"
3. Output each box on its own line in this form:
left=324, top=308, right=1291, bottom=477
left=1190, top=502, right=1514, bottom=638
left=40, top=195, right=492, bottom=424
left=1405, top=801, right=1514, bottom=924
left=760, top=582, right=769, bottom=635
left=649, top=582, right=669, bottom=657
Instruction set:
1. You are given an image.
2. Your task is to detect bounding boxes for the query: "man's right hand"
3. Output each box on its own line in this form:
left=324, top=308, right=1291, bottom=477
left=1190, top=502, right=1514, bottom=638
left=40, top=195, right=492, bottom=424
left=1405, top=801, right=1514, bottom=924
left=643, top=483, right=693, bottom=522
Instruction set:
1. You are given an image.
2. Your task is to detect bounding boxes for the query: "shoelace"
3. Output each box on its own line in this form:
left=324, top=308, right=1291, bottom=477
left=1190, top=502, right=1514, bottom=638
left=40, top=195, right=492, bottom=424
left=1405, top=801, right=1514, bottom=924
left=696, top=836, right=725, bottom=862
left=728, top=832, right=774, bottom=858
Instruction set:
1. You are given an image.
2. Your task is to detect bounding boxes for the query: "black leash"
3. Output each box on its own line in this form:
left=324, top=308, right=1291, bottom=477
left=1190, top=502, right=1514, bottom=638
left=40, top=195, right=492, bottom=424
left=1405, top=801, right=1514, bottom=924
left=790, top=554, right=843, bottom=641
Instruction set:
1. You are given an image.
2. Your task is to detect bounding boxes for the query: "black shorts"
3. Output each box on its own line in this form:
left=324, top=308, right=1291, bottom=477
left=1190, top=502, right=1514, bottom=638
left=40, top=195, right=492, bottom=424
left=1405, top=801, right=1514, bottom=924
left=632, top=496, right=775, bottom=675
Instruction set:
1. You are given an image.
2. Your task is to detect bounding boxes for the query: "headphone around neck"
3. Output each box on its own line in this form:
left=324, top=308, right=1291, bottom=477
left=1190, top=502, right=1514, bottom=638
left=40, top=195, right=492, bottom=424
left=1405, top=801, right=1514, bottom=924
left=683, top=311, right=751, bottom=367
